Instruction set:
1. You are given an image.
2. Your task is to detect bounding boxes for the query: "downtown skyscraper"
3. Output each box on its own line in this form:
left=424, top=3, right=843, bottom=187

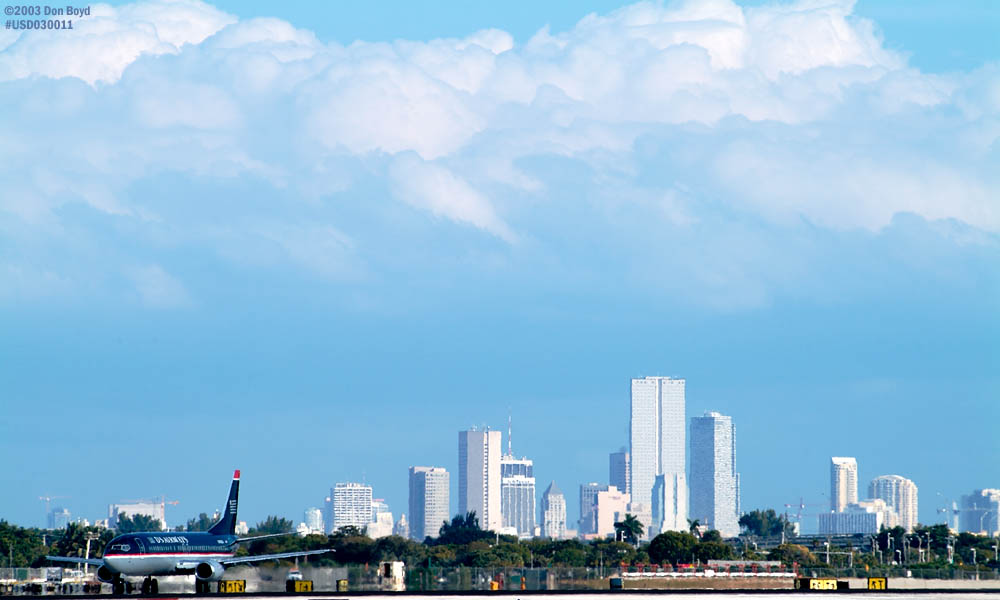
left=331, top=482, right=373, bottom=531
left=689, top=411, right=740, bottom=537
left=458, top=428, right=502, bottom=531
left=830, top=457, right=859, bottom=512
left=541, top=481, right=567, bottom=539
left=408, top=466, right=450, bottom=541
left=500, top=454, right=536, bottom=537
left=630, top=376, right=687, bottom=535
left=869, top=475, right=918, bottom=532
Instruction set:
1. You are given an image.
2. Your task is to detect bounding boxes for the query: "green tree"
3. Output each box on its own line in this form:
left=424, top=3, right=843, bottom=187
left=739, top=509, right=794, bottom=537
left=687, top=519, right=701, bottom=537
left=614, top=513, right=644, bottom=546
left=183, top=513, right=217, bottom=532
left=249, top=516, right=294, bottom=535
left=435, top=512, right=493, bottom=546
left=695, top=541, right=734, bottom=562
left=648, top=531, right=698, bottom=565
left=116, top=513, right=162, bottom=533
left=768, top=543, right=818, bottom=566
left=701, top=529, right=723, bottom=543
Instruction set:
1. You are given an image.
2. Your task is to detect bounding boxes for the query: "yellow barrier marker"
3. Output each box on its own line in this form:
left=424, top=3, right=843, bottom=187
left=218, top=580, right=246, bottom=594
left=809, top=578, right=839, bottom=590
left=867, top=577, right=888, bottom=590
left=291, top=580, right=313, bottom=592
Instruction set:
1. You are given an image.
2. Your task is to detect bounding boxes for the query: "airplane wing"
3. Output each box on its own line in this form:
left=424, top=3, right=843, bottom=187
left=46, top=556, right=105, bottom=567
left=219, top=549, right=331, bottom=565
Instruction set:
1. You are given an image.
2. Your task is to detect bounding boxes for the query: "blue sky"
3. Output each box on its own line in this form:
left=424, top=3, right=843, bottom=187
left=0, top=0, right=997, bottom=534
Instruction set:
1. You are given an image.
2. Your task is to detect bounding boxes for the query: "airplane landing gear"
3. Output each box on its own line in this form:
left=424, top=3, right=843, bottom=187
left=112, top=577, right=125, bottom=595
left=140, top=577, right=159, bottom=595
left=195, top=580, right=209, bottom=594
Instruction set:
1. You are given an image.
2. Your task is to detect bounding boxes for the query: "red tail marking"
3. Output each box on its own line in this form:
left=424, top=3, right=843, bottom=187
left=234, top=469, right=240, bottom=480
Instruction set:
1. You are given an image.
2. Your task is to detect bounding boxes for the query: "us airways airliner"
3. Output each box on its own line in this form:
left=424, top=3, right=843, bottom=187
left=47, top=470, right=330, bottom=594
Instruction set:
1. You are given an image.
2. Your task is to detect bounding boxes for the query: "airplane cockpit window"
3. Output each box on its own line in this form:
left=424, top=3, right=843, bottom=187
left=108, top=543, right=132, bottom=553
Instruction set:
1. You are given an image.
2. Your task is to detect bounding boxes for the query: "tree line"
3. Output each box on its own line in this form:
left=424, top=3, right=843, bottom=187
left=3, top=508, right=998, bottom=571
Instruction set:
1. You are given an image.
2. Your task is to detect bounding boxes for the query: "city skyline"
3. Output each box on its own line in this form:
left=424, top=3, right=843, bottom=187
left=2, top=0, right=997, bottom=532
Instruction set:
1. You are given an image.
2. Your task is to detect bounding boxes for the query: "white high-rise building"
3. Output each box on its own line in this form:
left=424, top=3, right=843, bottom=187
left=332, top=482, right=373, bottom=531
left=818, top=500, right=887, bottom=535
left=303, top=507, right=324, bottom=534
left=651, top=473, right=687, bottom=536
left=630, top=376, right=686, bottom=535
left=609, top=450, right=630, bottom=496
left=830, top=457, right=859, bottom=512
left=369, top=499, right=394, bottom=539
left=500, top=455, right=535, bottom=537
left=408, top=466, right=450, bottom=541
left=959, top=489, right=1000, bottom=536
left=869, top=475, right=918, bottom=532
left=594, top=486, right=630, bottom=538
left=689, top=411, right=740, bottom=537
left=108, top=500, right=167, bottom=530
left=541, top=481, right=567, bottom=539
left=458, top=428, right=502, bottom=531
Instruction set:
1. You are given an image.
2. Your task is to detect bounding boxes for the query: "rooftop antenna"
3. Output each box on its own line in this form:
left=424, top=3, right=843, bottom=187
left=507, top=408, right=512, bottom=457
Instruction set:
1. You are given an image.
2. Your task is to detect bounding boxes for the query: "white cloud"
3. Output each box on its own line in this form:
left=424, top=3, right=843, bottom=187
left=0, top=0, right=996, bottom=309
left=0, top=0, right=235, bottom=85
left=128, top=264, right=192, bottom=308
left=389, top=154, right=516, bottom=242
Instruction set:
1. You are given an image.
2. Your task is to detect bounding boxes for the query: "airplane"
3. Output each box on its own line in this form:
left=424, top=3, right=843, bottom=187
left=47, top=470, right=330, bottom=594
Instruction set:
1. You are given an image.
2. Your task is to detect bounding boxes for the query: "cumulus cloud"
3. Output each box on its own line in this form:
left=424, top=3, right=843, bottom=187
left=0, top=0, right=236, bottom=85
left=0, top=0, right=996, bottom=309
left=128, top=264, right=192, bottom=308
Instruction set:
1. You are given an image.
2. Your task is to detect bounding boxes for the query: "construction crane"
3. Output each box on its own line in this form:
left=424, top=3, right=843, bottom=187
left=39, top=495, right=70, bottom=514
left=784, top=497, right=828, bottom=523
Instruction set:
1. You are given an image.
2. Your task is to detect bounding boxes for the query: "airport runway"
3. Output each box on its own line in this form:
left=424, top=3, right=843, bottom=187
left=11, top=592, right=1000, bottom=599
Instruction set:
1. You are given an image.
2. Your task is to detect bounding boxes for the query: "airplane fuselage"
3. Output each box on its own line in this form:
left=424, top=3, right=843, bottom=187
left=102, top=532, right=238, bottom=576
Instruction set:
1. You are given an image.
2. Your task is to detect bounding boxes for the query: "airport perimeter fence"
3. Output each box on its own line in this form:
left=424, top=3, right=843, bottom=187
left=2, top=565, right=997, bottom=595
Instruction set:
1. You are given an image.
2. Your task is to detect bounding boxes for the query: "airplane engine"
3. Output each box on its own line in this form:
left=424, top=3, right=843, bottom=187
left=195, top=561, right=225, bottom=582
left=96, top=566, right=116, bottom=583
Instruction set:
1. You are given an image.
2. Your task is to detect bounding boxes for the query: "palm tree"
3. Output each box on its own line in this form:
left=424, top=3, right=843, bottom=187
left=688, top=518, right=701, bottom=538
left=614, top=513, right=645, bottom=546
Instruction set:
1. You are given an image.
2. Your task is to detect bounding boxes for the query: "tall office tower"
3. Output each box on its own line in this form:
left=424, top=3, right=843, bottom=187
left=651, top=473, right=688, bottom=536
left=630, top=376, right=687, bottom=533
left=48, top=507, right=71, bottom=529
left=408, top=466, right=450, bottom=541
left=108, top=500, right=167, bottom=530
left=332, top=482, right=373, bottom=531
left=579, top=482, right=602, bottom=535
left=689, top=411, right=740, bottom=537
left=959, top=489, right=1000, bottom=535
left=869, top=475, right=918, bottom=532
left=830, top=457, right=859, bottom=512
left=541, top=481, right=567, bottom=539
left=303, top=507, right=324, bottom=533
left=500, top=455, right=536, bottom=537
left=594, top=486, right=631, bottom=538
left=458, top=428, right=502, bottom=531
left=368, top=499, right=394, bottom=539
left=610, top=449, right=630, bottom=496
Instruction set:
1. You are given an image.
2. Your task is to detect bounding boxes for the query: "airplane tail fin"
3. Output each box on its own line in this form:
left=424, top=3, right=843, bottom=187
left=208, top=470, right=240, bottom=535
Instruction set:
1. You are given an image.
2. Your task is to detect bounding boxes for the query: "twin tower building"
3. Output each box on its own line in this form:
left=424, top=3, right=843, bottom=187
left=409, top=376, right=740, bottom=543
left=623, top=376, right=740, bottom=539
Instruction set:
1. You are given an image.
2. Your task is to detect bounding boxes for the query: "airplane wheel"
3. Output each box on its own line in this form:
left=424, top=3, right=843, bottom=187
left=150, top=579, right=158, bottom=595
left=126, top=581, right=134, bottom=594
left=113, top=579, right=125, bottom=595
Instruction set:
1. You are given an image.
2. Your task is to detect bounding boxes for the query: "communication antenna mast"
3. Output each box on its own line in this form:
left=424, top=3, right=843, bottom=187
left=507, top=409, right=512, bottom=457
